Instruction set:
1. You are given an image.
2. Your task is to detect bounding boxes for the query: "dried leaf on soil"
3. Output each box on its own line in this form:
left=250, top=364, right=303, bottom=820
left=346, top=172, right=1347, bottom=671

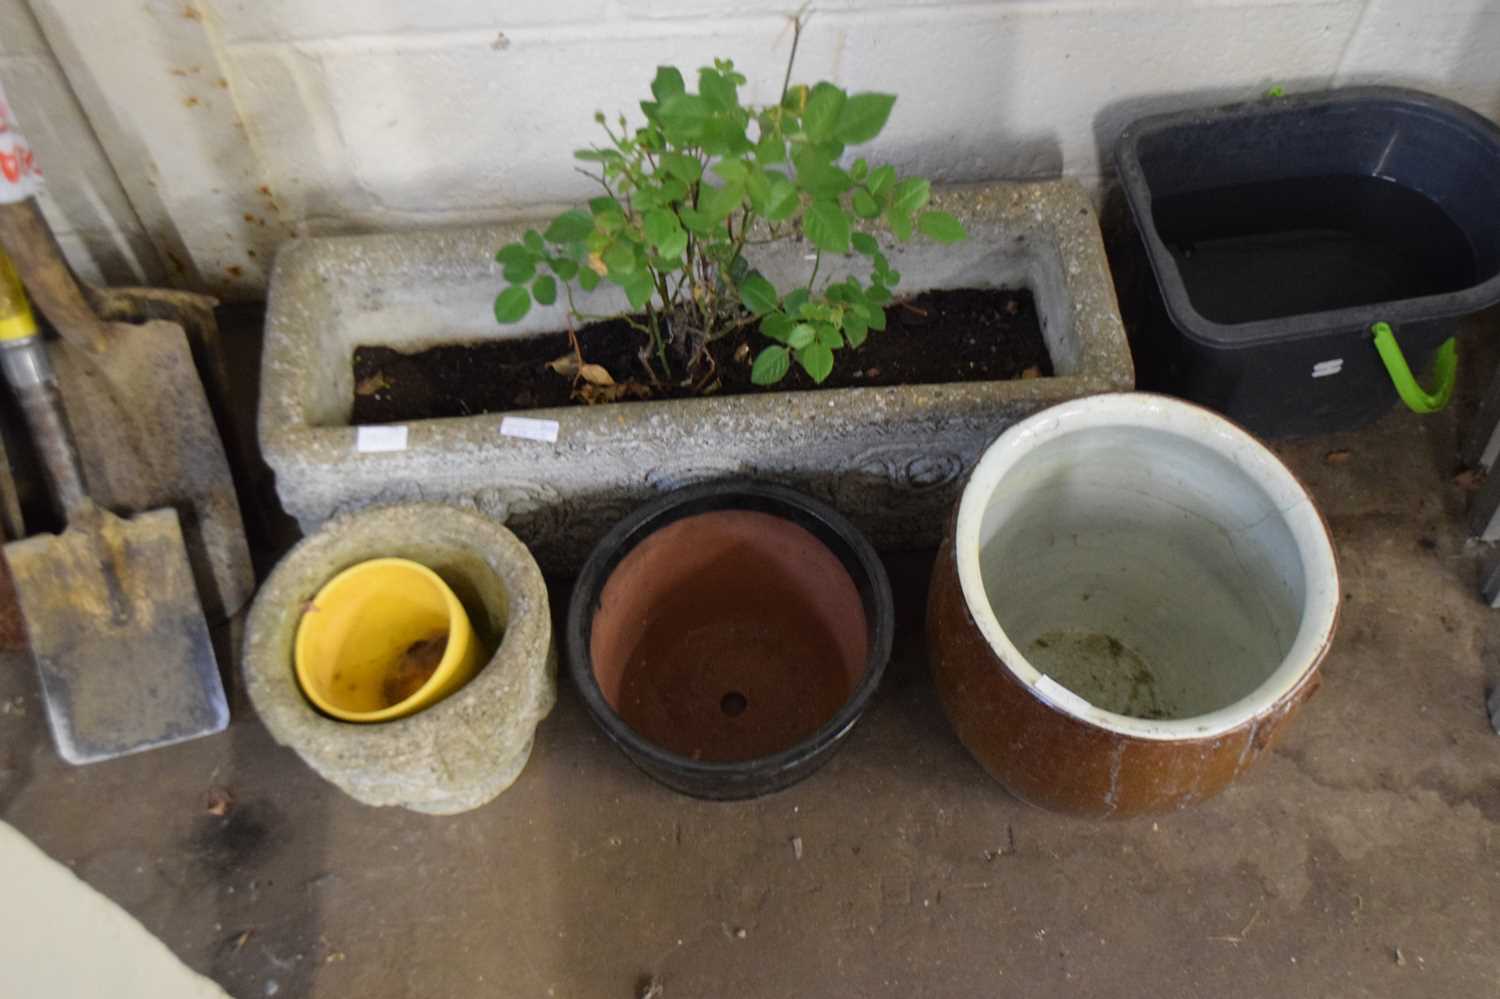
left=1020, top=366, right=1041, bottom=379
left=578, top=363, right=616, bottom=387
left=354, top=372, right=391, bottom=396
left=547, top=353, right=580, bottom=378
left=1324, top=449, right=1352, bottom=465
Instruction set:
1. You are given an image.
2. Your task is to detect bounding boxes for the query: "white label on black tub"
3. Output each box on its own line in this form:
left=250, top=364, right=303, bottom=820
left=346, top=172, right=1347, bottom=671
left=355, top=425, right=408, bottom=452
left=1312, top=359, right=1343, bottom=378
left=500, top=416, right=560, bottom=443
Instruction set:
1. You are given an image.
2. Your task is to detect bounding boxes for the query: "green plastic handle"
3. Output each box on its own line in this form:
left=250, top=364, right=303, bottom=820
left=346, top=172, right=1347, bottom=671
left=1372, top=321, right=1456, bottom=414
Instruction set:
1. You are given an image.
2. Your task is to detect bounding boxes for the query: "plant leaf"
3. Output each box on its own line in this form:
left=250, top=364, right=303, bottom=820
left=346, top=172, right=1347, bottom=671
left=494, top=285, right=531, bottom=323
left=643, top=209, right=681, bottom=250
left=782, top=288, right=810, bottom=315
left=892, top=177, right=931, bottom=215
left=867, top=301, right=887, bottom=330
left=798, top=341, right=835, bottom=383
left=755, top=131, right=785, bottom=165
left=574, top=148, right=623, bottom=163
left=917, top=210, right=966, bottom=243
left=657, top=93, right=712, bottom=142
left=884, top=204, right=913, bottom=241
left=544, top=210, right=594, bottom=244
left=578, top=267, right=601, bottom=292
left=678, top=206, right=718, bottom=235
left=765, top=176, right=799, bottom=221
left=751, top=345, right=791, bottom=385
left=699, top=181, right=745, bottom=222
left=496, top=243, right=532, bottom=267
left=531, top=274, right=557, bottom=306
left=651, top=66, right=686, bottom=102
left=816, top=324, right=844, bottom=350
left=803, top=82, right=847, bottom=143
left=739, top=274, right=779, bottom=316
left=852, top=189, right=880, bottom=219
left=604, top=241, right=637, bottom=276
left=851, top=232, right=880, bottom=256
left=621, top=271, right=653, bottom=308
left=761, top=312, right=794, bottom=342
left=659, top=152, right=702, bottom=183
left=792, top=147, right=852, bottom=197
left=787, top=323, right=816, bottom=349
left=844, top=307, right=870, bottom=347
left=578, top=363, right=615, bottom=387
left=657, top=229, right=688, bottom=261
left=698, top=67, right=736, bottom=110
left=523, top=230, right=545, bottom=253
left=867, top=164, right=896, bottom=198
left=805, top=198, right=851, bottom=254
left=549, top=257, right=579, bottom=280
left=835, top=93, right=896, bottom=144
left=502, top=258, right=536, bottom=283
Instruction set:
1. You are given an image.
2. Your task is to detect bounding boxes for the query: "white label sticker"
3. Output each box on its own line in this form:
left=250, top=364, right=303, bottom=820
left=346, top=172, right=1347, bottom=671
left=355, top=425, right=408, bottom=452
left=0, top=81, right=43, bottom=205
left=500, top=416, right=560, bottom=443
left=1311, top=358, right=1343, bottom=379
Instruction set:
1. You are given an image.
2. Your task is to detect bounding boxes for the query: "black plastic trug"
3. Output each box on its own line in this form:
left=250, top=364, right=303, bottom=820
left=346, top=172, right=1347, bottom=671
left=564, top=479, right=895, bottom=801
left=1115, top=86, right=1500, bottom=437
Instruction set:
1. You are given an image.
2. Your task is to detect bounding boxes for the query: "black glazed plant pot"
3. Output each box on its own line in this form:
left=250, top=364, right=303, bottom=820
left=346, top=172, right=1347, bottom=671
left=565, top=479, right=894, bottom=800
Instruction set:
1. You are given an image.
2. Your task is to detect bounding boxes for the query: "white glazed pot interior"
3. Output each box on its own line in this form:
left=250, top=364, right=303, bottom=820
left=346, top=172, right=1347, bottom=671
left=955, top=393, right=1338, bottom=741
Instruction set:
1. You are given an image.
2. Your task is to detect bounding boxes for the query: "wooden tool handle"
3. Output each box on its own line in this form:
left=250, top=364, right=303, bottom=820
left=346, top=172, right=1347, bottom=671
left=0, top=200, right=109, bottom=354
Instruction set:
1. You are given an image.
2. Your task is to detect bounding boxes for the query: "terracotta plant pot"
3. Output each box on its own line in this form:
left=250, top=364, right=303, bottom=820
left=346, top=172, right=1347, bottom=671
left=928, top=393, right=1339, bottom=816
left=566, top=480, right=893, bottom=800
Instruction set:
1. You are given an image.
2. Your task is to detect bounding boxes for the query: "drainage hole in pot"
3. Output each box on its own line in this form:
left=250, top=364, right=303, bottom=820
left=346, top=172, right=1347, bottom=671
left=720, top=691, right=748, bottom=717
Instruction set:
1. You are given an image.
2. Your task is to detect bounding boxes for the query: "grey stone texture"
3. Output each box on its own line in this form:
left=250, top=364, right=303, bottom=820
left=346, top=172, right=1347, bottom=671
left=259, top=179, right=1134, bottom=570
left=241, top=503, right=556, bottom=814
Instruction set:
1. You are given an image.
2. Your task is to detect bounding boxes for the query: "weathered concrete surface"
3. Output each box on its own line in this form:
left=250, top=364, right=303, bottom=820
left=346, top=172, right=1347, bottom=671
left=259, top=179, right=1133, bottom=570
left=241, top=503, right=555, bottom=814
left=5, top=343, right=1500, bottom=996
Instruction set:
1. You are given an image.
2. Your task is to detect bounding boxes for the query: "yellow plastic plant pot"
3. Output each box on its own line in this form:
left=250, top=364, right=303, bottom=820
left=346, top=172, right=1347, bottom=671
left=294, top=557, right=483, bottom=722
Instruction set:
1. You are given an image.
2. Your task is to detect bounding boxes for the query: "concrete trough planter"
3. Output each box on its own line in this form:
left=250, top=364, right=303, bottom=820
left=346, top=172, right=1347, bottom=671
left=242, top=503, right=555, bottom=815
left=260, top=180, right=1133, bottom=570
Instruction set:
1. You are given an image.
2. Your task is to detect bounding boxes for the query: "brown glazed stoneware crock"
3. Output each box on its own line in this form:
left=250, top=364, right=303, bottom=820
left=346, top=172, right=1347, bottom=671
left=927, top=393, right=1339, bottom=816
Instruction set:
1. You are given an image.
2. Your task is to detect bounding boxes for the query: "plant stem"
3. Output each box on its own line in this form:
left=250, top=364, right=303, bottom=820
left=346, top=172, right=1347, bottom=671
left=780, top=7, right=808, bottom=104
left=807, top=248, right=821, bottom=291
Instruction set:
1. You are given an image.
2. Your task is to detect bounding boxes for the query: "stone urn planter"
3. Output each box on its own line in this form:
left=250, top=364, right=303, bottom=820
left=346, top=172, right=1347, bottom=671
left=260, top=179, right=1132, bottom=571
left=566, top=480, right=893, bottom=799
left=927, top=393, right=1339, bottom=816
left=242, top=503, right=555, bottom=815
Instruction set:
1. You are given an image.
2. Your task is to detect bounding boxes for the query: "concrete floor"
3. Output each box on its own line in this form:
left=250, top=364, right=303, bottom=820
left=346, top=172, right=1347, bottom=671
left=3, top=332, right=1500, bottom=998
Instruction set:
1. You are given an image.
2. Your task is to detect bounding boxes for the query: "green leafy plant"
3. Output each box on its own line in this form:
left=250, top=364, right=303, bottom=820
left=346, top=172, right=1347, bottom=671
left=493, top=37, right=966, bottom=392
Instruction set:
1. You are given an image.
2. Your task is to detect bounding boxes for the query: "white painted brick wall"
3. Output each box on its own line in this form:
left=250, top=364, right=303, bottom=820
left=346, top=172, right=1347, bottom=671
left=16, top=0, right=1500, bottom=293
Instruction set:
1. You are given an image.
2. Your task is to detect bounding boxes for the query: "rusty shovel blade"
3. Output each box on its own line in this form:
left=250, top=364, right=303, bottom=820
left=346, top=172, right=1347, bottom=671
left=3, top=503, right=226, bottom=765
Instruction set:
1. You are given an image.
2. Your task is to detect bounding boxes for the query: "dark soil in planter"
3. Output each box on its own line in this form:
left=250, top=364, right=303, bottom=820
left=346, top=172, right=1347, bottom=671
left=350, top=288, right=1046, bottom=423
left=588, top=509, right=868, bottom=764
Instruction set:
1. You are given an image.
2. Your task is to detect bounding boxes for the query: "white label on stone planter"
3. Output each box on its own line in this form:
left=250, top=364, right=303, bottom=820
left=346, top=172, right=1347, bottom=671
left=500, top=416, right=560, bottom=443
left=355, top=425, right=408, bottom=452
left=1034, top=674, right=1096, bottom=719
left=1311, top=359, right=1343, bottom=378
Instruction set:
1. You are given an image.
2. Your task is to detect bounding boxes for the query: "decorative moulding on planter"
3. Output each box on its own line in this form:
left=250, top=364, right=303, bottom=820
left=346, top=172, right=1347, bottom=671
left=260, top=180, right=1133, bottom=570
